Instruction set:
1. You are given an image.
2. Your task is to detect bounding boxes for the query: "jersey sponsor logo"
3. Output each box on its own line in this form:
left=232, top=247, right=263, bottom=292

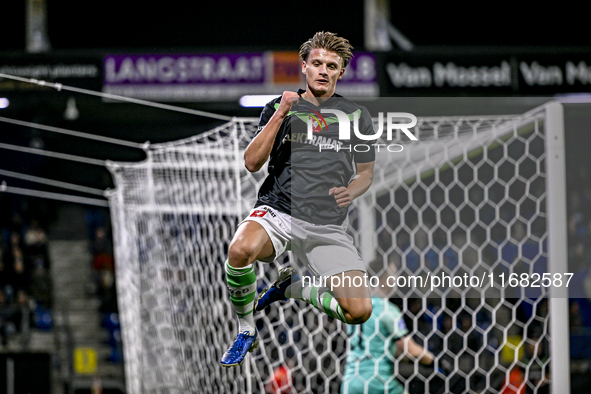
left=250, top=210, right=268, bottom=218
left=261, top=207, right=277, bottom=218
left=286, top=132, right=343, bottom=150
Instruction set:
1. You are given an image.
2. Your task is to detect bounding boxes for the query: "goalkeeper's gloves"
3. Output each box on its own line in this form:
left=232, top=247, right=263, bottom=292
left=433, top=358, right=454, bottom=376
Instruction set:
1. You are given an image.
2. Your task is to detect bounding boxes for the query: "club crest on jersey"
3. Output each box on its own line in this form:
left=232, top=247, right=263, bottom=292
left=250, top=210, right=267, bottom=218
left=308, top=108, right=327, bottom=133
left=309, top=117, right=322, bottom=133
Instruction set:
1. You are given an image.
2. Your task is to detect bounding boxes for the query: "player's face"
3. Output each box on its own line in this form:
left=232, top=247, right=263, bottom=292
left=302, top=48, right=345, bottom=97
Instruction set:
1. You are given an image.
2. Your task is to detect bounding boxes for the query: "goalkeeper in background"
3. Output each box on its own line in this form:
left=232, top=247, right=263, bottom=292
left=341, top=261, right=436, bottom=394
left=221, top=31, right=377, bottom=367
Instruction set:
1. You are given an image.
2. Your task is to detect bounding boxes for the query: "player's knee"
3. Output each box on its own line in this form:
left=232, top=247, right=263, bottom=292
left=227, top=242, right=256, bottom=268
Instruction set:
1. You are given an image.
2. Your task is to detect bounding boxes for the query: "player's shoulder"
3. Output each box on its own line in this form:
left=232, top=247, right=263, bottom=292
left=257, top=95, right=283, bottom=126
left=258, top=95, right=282, bottom=116
left=263, top=95, right=283, bottom=112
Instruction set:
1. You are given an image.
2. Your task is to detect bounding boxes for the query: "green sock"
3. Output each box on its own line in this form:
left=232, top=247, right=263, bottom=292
left=286, top=280, right=347, bottom=323
left=225, top=260, right=256, bottom=335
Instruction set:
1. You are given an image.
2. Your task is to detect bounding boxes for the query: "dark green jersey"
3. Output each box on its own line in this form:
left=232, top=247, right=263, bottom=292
left=254, top=90, right=376, bottom=225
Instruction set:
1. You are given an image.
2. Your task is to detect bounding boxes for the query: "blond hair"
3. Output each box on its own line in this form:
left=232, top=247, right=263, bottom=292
left=299, top=31, right=353, bottom=68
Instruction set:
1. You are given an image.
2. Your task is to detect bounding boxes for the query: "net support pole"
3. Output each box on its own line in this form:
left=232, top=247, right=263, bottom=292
left=234, top=120, right=252, bottom=394
left=358, top=197, right=376, bottom=264
left=233, top=119, right=244, bottom=217
left=544, top=101, right=570, bottom=393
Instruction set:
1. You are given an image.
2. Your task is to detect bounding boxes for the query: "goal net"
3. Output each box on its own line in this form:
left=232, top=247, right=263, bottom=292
left=107, top=101, right=569, bottom=394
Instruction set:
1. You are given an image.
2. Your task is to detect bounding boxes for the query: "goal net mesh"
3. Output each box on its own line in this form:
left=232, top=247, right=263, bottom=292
left=107, top=106, right=559, bottom=394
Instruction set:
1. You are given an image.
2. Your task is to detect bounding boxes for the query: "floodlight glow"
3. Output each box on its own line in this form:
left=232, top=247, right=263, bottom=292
left=239, top=95, right=279, bottom=108
left=555, top=93, right=591, bottom=103
left=0, top=98, right=8, bottom=109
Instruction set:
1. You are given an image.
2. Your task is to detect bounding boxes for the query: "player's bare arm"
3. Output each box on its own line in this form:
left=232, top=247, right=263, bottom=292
left=244, top=91, right=299, bottom=172
left=329, top=161, right=375, bottom=207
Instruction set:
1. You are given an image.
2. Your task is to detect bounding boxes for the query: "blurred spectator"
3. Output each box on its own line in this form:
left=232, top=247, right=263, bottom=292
left=566, top=182, right=591, bottom=327
left=30, top=264, right=52, bottom=308
left=9, top=239, right=29, bottom=294
left=569, top=300, right=583, bottom=331
left=101, top=312, right=122, bottom=363
left=24, top=219, right=49, bottom=270
left=265, top=363, right=293, bottom=394
left=92, top=226, right=114, bottom=272
left=0, top=288, right=32, bottom=349
left=24, top=220, right=47, bottom=253
left=500, top=367, right=525, bottom=394
left=14, top=289, right=32, bottom=349
left=0, top=288, right=11, bottom=347
left=98, top=270, right=118, bottom=315
left=85, top=206, right=110, bottom=245
left=0, top=245, right=7, bottom=290
left=0, top=214, right=53, bottom=347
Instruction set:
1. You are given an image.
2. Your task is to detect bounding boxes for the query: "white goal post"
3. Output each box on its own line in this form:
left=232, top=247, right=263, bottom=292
left=107, top=101, right=569, bottom=394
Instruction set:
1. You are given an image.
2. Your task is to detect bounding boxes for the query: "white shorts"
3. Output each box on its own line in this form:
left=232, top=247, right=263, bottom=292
left=239, top=206, right=291, bottom=263
left=239, top=205, right=366, bottom=277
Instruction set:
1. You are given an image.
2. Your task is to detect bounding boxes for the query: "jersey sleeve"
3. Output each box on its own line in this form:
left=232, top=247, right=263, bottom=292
left=255, top=100, right=277, bottom=137
left=353, top=106, right=376, bottom=163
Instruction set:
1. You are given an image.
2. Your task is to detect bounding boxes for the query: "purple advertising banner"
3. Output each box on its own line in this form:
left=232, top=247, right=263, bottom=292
left=104, top=53, right=266, bottom=85
left=337, top=51, right=378, bottom=96
left=102, top=51, right=378, bottom=101
left=339, top=52, right=377, bottom=83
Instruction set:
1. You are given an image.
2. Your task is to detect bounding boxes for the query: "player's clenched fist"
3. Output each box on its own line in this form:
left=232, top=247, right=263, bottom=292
left=329, top=186, right=352, bottom=208
left=276, top=91, right=300, bottom=118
